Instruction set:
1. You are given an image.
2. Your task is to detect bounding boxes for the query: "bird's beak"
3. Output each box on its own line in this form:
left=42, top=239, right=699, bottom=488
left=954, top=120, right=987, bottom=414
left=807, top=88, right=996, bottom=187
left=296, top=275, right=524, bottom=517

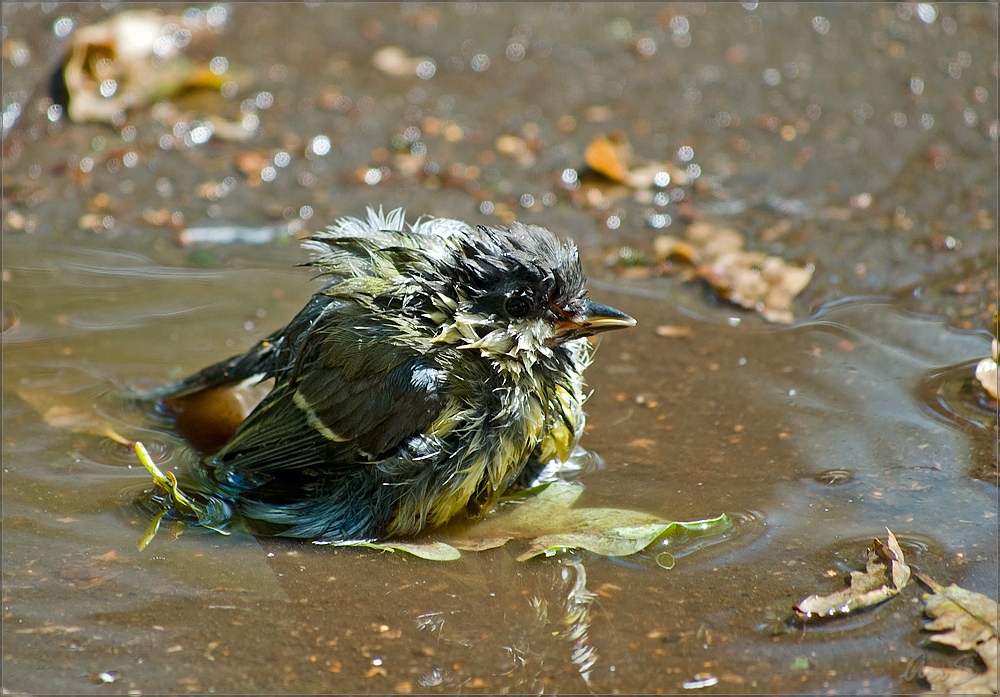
left=554, top=299, right=636, bottom=340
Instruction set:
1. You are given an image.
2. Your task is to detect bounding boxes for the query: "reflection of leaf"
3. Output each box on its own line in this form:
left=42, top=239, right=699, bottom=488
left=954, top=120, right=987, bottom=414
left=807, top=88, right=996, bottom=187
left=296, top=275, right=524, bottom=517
left=440, top=481, right=731, bottom=562
left=917, top=572, right=999, bottom=695
left=795, top=529, right=911, bottom=618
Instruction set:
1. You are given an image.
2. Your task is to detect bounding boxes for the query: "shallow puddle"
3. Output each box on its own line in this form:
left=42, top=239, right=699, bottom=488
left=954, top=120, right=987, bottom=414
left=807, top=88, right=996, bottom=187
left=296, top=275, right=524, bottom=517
left=3, top=240, right=995, bottom=694
left=3, top=2, right=996, bottom=694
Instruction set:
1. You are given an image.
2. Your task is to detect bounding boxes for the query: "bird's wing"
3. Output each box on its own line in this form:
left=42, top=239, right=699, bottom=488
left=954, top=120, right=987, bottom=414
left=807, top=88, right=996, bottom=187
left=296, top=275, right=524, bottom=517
left=209, top=327, right=447, bottom=476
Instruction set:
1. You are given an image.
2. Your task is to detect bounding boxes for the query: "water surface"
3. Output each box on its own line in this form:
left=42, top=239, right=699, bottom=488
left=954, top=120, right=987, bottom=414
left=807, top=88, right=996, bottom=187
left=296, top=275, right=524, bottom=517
left=3, top=3, right=996, bottom=694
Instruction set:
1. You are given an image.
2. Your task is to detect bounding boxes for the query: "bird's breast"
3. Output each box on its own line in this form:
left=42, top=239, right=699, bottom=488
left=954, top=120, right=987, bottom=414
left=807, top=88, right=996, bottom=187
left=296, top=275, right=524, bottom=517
left=385, top=350, right=587, bottom=536
left=386, top=378, right=548, bottom=533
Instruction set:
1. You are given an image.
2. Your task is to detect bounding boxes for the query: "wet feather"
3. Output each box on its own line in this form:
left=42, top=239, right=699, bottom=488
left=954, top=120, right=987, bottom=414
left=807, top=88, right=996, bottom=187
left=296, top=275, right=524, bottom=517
left=139, top=207, right=631, bottom=541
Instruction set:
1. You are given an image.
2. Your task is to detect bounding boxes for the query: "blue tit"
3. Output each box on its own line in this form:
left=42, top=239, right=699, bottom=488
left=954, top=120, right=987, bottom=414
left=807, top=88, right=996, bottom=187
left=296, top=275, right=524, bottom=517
left=140, top=208, right=634, bottom=541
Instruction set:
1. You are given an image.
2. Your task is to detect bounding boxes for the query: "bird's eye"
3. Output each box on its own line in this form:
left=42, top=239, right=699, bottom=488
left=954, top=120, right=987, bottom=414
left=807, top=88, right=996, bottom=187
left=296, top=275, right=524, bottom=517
left=503, top=294, right=532, bottom=319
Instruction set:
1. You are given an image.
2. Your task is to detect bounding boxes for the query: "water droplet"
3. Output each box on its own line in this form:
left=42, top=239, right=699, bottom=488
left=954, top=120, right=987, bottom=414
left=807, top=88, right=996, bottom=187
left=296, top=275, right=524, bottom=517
left=210, top=56, right=229, bottom=75
left=53, top=17, right=74, bottom=38
left=310, top=135, right=331, bottom=156
left=470, top=54, right=490, bottom=72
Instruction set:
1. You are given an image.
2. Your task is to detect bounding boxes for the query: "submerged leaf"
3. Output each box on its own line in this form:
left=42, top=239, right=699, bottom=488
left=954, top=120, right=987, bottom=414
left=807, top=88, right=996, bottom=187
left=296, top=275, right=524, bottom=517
left=313, top=539, right=461, bottom=562
left=320, top=482, right=730, bottom=562
left=16, top=383, right=131, bottom=445
left=795, top=529, right=911, bottom=618
left=441, top=481, right=731, bottom=561
left=917, top=572, right=999, bottom=695
left=519, top=525, right=670, bottom=561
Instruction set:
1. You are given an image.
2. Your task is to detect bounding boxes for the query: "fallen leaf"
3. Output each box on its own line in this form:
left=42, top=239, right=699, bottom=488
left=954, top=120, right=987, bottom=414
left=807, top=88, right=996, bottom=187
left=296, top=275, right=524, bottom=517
left=495, top=134, right=535, bottom=167
left=441, top=481, right=731, bottom=561
left=583, top=132, right=686, bottom=190
left=1, top=303, right=20, bottom=333
left=917, top=572, right=999, bottom=695
left=58, top=10, right=231, bottom=123
left=304, top=482, right=730, bottom=563
left=584, top=135, right=630, bottom=183
left=16, top=391, right=132, bottom=445
left=234, top=150, right=271, bottom=187
left=140, top=207, right=174, bottom=227
left=655, top=220, right=813, bottom=324
left=795, top=529, right=910, bottom=618
left=133, top=441, right=230, bottom=550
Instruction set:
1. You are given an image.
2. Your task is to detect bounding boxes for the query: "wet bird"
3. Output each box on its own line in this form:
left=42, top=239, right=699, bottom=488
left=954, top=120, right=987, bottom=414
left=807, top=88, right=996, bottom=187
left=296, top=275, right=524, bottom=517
left=141, top=208, right=634, bottom=541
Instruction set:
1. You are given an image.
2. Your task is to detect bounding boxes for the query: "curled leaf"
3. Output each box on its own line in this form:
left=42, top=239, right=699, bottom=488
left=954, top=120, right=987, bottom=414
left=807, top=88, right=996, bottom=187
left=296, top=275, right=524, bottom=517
left=134, top=441, right=229, bottom=549
left=795, top=529, right=910, bottom=618
left=656, top=220, right=813, bottom=324
left=58, top=10, right=236, bottom=124
left=917, top=572, right=999, bottom=695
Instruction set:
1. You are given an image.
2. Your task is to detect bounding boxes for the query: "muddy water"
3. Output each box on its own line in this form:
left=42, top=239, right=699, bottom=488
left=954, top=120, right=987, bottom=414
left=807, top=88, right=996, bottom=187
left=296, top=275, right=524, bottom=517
left=4, top=243, right=995, bottom=694
left=3, top=3, right=997, bottom=695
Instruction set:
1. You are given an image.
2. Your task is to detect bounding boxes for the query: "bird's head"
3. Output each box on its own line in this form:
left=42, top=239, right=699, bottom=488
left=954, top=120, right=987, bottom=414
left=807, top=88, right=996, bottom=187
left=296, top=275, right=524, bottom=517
left=425, top=222, right=634, bottom=366
left=305, top=208, right=635, bottom=369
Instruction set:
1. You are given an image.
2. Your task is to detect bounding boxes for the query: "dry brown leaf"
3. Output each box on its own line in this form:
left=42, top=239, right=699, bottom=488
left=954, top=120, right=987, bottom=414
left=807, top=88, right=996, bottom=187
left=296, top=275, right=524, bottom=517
left=61, top=11, right=226, bottom=123
left=584, top=135, right=631, bottom=183
left=655, top=220, right=813, bottom=324
left=652, top=236, right=699, bottom=264
left=918, top=572, right=999, bottom=695
left=583, top=133, right=686, bottom=190
left=795, top=530, right=910, bottom=618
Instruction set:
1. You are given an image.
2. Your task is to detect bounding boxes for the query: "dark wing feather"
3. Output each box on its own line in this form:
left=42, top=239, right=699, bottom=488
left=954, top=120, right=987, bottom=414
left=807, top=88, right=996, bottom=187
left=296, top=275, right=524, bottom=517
left=208, top=328, right=447, bottom=482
